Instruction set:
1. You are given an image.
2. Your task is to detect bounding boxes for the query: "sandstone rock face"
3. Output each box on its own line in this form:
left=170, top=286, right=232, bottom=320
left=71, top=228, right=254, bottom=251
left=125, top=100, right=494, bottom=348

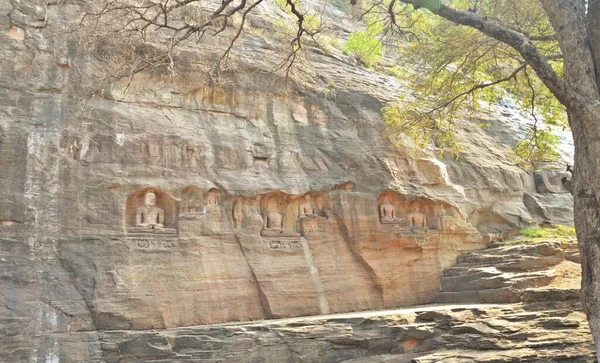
left=436, top=241, right=580, bottom=304
left=90, top=302, right=593, bottom=363
left=3, top=238, right=592, bottom=362
left=0, top=1, right=578, bottom=361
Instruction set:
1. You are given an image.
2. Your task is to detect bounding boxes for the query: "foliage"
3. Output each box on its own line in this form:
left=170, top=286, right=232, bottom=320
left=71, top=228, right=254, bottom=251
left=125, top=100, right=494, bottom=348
left=503, top=224, right=576, bottom=245
left=344, top=29, right=383, bottom=67
left=519, top=224, right=576, bottom=239
left=383, top=104, right=461, bottom=158
left=364, top=0, right=568, bottom=165
left=508, top=129, right=561, bottom=168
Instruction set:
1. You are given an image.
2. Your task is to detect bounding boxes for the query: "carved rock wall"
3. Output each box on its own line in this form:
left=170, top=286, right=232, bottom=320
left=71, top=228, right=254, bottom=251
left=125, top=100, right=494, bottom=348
left=0, top=1, right=573, bottom=361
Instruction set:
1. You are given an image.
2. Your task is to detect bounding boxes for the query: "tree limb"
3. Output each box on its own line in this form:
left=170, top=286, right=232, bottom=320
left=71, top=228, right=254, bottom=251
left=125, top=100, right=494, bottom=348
left=396, top=0, right=571, bottom=108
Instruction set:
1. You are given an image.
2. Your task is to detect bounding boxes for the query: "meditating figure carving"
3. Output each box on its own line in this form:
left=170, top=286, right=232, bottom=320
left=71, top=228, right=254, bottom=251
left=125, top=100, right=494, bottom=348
left=136, top=191, right=164, bottom=229
left=266, top=210, right=284, bottom=231
left=298, top=195, right=315, bottom=217
left=379, top=197, right=398, bottom=223
left=204, top=189, right=220, bottom=211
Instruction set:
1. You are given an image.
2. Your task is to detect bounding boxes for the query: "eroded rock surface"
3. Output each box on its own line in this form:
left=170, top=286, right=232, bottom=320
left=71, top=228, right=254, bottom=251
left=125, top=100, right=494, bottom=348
left=0, top=0, right=582, bottom=361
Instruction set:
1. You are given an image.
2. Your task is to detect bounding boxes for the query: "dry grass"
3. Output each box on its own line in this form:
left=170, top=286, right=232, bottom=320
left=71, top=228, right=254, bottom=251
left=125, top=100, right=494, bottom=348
left=546, top=260, right=581, bottom=289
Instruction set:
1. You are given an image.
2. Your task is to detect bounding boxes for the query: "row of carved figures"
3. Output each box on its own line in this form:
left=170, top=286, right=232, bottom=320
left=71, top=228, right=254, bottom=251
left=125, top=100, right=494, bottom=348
left=379, top=200, right=428, bottom=229
left=127, top=188, right=452, bottom=236
left=128, top=189, right=324, bottom=237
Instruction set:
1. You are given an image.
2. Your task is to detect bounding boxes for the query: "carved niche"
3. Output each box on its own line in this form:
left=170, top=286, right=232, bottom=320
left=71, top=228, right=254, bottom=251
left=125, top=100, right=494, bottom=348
left=297, top=194, right=329, bottom=235
left=179, top=187, right=232, bottom=236
left=260, top=192, right=301, bottom=237
left=181, top=186, right=203, bottom=213
left=204, top=188, right=222, bottom=212
left=202, top=188, right=229, bottom=234
left=125, top=187, right=178, bottom=236
left=232, top=197, right=263, bottom=234
left=377, top=191, right=441, bottom=232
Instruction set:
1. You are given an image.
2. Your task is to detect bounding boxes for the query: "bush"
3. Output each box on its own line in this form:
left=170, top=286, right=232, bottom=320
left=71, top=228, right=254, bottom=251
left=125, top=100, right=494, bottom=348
left=518, top=225, right=576, bottom=239
left=344, top=30, right=382, bottom=67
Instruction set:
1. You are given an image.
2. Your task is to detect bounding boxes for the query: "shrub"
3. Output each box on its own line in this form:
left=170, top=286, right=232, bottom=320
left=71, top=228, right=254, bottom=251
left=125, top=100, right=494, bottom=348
left=518, top=224, right=576, bottom=239
left=344, top=30, right=382, bottom=67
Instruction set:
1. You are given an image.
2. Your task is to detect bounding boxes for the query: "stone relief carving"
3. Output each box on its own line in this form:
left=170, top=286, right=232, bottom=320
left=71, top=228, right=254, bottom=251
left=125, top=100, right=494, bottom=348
left=260, top=194, right=301, bottom=237
left=268, top=239, right=303, bottom=250
left=179, top=187, right=235, bottom=236
left=233, top=200, right=244, bottom=229
left=243, top=202, right=264, bottom=232
left=298, top=195, right=315, bottom=217
left=262, top=209, right=288, bottom=236
left=378, top=196, right=407, bottom=225
left=230, top=197, right=264, bottom=234
left=204, top=188, right=221, bottom=210
left=135, top=239, right=177, bottom=250
left=377, top=190, right=476, bottom=238
left=126, top=188, right=177, bottom=237
left=408, top=206, right=428, bottom=231
left=123, top=186, right=348, bottom=240
left=181, top=186, right=203, bottom=213
left=296, top=194, right=331, bottom=235
left=377, top=191, right=440, bottom=232
left=135, top=190, right=164, bottom=229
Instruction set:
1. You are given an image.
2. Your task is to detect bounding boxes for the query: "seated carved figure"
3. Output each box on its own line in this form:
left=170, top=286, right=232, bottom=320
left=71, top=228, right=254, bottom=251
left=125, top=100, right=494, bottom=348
left=379, top=198, right=402, bottom=224
left=246, top=205, right=264, bottom=232
left=266, top=210, right=284, bottom=231
left=298, top=195, right=315, bottom=217
left=136, top=191, right=164, bottom=229
left=204, top=190, right=221, bottom=213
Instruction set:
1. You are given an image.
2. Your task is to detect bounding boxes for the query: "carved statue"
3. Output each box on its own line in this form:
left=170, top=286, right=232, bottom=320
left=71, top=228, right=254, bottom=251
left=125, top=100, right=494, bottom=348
left=379, top=197, right=397, bottom=223
left=266, top=210, right=284, bottom=231
left=233, top=201, right=244, bottom=229
left=298, top=195, right=315, bottom=217
left=135, top=191, right=164, bottom=229
left=204, top=189, right=220, bottom=209
left=408, top=206, right=427, bottom=230
left=261, top=200, right=300, bottom=237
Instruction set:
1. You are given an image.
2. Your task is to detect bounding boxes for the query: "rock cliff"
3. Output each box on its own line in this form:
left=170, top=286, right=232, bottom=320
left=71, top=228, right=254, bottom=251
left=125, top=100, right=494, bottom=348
left=0, top=0, right=576, bottom=361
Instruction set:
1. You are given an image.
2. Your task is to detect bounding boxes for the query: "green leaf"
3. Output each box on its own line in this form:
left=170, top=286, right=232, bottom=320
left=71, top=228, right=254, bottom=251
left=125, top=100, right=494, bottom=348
left=343, top=30, right=383, bottom=67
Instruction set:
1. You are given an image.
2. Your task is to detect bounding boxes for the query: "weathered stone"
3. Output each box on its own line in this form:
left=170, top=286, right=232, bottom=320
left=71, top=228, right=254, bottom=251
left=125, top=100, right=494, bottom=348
left=0, top=0, right=583, bottom=361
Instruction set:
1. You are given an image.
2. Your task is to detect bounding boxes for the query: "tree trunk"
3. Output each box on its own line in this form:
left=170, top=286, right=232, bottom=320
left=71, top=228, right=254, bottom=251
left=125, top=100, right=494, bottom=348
left=571, top=108, right=600, bottom=358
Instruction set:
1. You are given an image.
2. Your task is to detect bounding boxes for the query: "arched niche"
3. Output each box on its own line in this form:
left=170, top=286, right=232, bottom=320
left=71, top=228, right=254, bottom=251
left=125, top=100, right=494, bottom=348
left=204, top=188, right=222, bottom=206
left=181, top=186, right=203, bottom=213
left=232, top=196, right=262, bottom=232
left=259, top=191, right=300, bottom=235
left=377, top=190, right=456, bottom=230
left=125, top=187, right=178, bottom=229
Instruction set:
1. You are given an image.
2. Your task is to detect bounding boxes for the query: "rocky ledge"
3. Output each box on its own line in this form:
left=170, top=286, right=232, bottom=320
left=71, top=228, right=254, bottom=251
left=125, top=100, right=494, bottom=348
left=96, top=240, right=593, bottom=363
left=5, top=240, right=591, bottom=362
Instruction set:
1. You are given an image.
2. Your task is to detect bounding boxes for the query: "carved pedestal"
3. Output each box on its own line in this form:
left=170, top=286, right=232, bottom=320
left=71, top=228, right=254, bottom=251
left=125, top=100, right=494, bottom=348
left=263, top=237, right=305, bottom=251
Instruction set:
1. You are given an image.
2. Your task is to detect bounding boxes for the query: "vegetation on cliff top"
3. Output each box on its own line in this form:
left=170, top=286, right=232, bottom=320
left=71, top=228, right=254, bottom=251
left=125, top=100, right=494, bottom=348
left=505, top=224, right=577, bottom=246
